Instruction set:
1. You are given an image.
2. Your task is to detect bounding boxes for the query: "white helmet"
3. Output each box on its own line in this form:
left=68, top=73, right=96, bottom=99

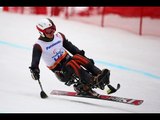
left=36, top=18, right=56, bottom=37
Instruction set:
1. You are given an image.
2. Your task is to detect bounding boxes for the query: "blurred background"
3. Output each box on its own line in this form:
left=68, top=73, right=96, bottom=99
left=2, top=6, right=160, bottom=37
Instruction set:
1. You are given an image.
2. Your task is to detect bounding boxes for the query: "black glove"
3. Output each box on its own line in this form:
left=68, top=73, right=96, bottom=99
left=78, top=50, right=95, bottom=64
left=29, top=67, right=40, bottom=80
left=77, top=50, right=85, bottom=56
left=88, top=58, right=94, bottom=65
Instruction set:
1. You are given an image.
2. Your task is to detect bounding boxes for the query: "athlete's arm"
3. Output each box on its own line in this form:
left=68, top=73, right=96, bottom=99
left=30, top=44, right=42, bottom=69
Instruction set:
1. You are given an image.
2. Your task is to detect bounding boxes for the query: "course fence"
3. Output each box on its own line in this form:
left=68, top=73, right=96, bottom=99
left=3, top=7, right=160, bottom=37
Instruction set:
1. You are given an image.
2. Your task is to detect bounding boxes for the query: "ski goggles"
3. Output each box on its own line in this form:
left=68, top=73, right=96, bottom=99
left=37, top=26, right=56, bottom=34
left=44, top=26, right=56, bottom=34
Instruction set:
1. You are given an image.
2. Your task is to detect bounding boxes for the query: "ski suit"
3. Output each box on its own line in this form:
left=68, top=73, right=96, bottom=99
left=30, top=32, right=102, bottom=85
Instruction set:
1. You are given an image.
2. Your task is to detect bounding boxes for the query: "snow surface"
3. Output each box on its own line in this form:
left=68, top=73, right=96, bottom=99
left=0, top=12, right=160, bottom=113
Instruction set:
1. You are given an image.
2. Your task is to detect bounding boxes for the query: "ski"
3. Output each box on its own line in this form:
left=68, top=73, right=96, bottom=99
left=50, top=90, right=144, bottom=106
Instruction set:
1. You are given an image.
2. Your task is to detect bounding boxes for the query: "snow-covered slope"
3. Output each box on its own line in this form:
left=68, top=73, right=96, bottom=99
left=0, top=12, right=160, bottom=113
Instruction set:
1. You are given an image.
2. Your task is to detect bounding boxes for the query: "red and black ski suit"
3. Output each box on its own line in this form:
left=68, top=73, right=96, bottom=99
left=30, top=32, right=101, bottom=85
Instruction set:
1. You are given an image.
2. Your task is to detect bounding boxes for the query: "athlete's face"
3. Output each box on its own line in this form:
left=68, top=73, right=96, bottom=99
left=44, top=26, right=55, bottom=39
